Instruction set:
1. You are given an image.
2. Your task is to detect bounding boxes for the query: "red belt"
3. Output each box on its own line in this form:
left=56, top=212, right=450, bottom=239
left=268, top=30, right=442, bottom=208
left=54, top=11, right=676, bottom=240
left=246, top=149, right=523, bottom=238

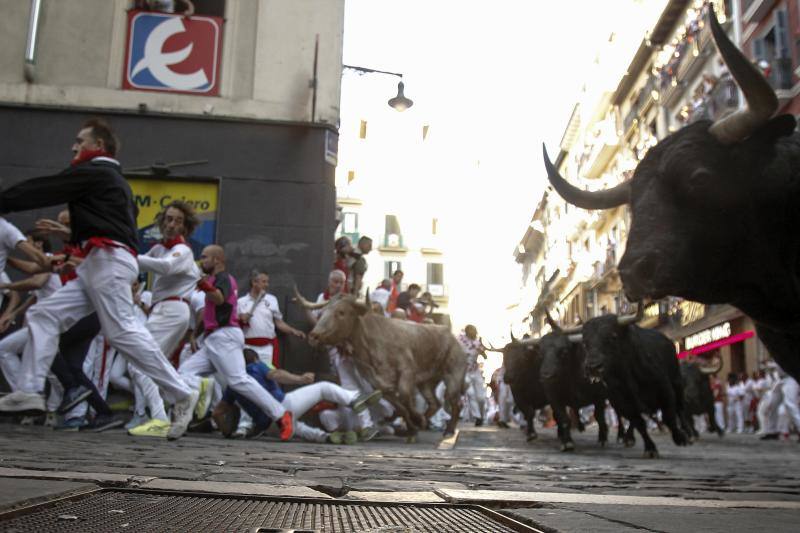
left=154, top=296, right=191, bottom=307
left=82, top=236, right=137, bottom=258
left=244, top=337, right=276, bottom=347
left=245, top=337, right=280, bottom=368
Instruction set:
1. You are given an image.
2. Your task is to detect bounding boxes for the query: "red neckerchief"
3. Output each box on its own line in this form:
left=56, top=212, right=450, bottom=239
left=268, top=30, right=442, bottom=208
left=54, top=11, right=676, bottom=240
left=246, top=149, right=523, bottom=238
left=322, top=290, right=331, bottom=300
left=71, top=149, right=112, bottom=166
left=160, top=236, right=186, bottom=249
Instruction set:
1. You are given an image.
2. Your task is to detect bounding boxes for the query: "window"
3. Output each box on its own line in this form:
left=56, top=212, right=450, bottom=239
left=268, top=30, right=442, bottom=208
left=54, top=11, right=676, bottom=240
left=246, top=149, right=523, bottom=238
left=422, top=125, right=430, bottom=140
left=359, top=120, right=368, bottom=139
left=385, top=261, right=402, bottom=279
left=431, top=218, right=438, bottom=235
left=342, top=212, right=358, bottom=234
left=427, top=263, right=444, bottom=296
left=347, top=170, right=355, bottom=184
left=384, top=215, right=403, bottom=248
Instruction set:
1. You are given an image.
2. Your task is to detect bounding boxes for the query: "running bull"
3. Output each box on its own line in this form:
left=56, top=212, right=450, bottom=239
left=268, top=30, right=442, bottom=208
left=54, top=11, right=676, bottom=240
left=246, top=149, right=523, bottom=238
left=680, top=355, right=724, bottom=438
left=576, top=307, right=691, bottom=458
left=295, top=290, right=465, bottom=439
left=542, top=9, right=800, bottom=382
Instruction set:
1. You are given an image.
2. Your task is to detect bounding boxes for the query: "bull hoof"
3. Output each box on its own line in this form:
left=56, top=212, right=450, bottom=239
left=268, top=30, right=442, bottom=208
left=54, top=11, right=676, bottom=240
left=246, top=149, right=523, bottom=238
left=672, top=431, right=689, bottom=446
left=717, top=431, right=725, bottom=438
left=560, top=442, right=575, bottom=452
left=643, top=449, right=659, bottom=459
left=623, top=438, right=636, bottom=448
left=599, top=439, right=607, bottom=448
left=526, top=434, right=538, bottom=442
left=405, top=435, right=417, bottom=444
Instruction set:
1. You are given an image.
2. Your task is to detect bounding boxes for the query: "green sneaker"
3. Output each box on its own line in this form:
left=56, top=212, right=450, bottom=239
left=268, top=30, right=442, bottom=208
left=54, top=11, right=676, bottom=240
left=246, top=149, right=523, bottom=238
left=194, top=377, right=212, bottom=419
left=350, top=390, right=382, bottom=413
left=327, top=431, right=344, bottom=444
left=358, top=426, right=380, bottom=442
left=128, top=418, right=170, bottom=438
left=343, top=430, right=358, bottom=445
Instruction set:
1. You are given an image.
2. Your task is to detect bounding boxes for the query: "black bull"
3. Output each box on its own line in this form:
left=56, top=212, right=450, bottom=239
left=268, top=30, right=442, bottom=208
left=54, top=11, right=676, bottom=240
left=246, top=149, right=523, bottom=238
left=581, top=314, right=691, bottom=458
left=680, top=358, right=724, bottom=437
left=498, top=333, right=618, bottom=450
left=543, top=9, right=800, bottom=383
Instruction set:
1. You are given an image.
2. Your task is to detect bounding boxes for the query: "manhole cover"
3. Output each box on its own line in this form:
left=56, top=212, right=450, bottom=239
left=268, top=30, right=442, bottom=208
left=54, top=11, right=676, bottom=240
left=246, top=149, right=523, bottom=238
left=0, top=489, right=539, bottom=532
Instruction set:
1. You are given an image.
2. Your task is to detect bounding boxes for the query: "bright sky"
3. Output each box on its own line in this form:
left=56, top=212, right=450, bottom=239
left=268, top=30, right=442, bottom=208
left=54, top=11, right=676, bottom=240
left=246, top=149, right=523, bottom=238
left=341, top=1, right=663, bottom=359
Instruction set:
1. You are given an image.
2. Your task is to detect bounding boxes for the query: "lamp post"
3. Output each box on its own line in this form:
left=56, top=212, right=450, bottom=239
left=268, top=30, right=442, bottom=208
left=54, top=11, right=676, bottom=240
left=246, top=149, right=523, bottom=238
left=342, top=64, right=414, bottom=112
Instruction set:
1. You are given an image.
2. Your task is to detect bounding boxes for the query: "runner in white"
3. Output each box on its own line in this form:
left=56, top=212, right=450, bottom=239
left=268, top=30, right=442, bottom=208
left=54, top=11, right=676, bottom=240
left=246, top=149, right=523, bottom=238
left=0, top=119, right=198, bottom=438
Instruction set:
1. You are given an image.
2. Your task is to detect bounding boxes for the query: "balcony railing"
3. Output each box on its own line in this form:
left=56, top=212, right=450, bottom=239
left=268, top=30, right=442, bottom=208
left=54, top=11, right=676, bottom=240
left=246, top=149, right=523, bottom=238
left=688, top=76, right=739, bottom=124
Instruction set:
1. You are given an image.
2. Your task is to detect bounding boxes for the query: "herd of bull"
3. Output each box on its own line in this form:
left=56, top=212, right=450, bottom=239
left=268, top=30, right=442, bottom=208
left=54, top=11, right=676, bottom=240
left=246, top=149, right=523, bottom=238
left=492, top=306, right=723, bottom=458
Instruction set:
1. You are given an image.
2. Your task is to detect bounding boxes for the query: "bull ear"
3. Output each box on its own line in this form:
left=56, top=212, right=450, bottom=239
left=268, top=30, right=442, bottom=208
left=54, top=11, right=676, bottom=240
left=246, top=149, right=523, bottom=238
left=353, top=301, right=370, bottom=316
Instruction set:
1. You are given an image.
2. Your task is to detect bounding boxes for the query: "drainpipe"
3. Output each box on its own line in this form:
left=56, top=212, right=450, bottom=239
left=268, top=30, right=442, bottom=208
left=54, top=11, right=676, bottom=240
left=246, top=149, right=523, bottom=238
left=24, top=0, right=43, bottom=83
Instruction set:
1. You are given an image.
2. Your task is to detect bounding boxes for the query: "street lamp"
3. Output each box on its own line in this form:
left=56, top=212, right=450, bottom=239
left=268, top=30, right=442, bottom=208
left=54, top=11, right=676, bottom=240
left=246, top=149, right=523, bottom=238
left=342, top=64, right=414, bottom=112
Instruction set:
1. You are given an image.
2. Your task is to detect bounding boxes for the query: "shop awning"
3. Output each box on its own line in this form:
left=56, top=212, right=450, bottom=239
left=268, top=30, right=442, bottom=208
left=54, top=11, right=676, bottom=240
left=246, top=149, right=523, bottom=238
left=677, top=330, right=754, bottom=359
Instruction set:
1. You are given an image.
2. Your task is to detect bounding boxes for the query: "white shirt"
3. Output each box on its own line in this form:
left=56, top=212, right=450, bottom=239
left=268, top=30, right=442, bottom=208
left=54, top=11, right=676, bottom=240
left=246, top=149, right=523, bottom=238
left=726, top=382, right=744, bottom=403
left=33, top=273, right=63, bottom=302
left=370, top=287, right=391, bottom=314
left=0, top=217, right=26, bottom=274
left=0, top=272, right=10, bottom=311
left=238, top=292, right=283, bottom=339
left=137, top=242, right=200, bottom=303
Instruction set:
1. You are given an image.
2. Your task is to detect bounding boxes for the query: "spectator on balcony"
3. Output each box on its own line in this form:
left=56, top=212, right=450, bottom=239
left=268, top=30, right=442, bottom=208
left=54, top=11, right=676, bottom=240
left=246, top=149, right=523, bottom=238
left=416, top=291, right=439, bottom=320
left=134, top=0, right=195, bottom=15
left=349, top=236, right=372, bottom=298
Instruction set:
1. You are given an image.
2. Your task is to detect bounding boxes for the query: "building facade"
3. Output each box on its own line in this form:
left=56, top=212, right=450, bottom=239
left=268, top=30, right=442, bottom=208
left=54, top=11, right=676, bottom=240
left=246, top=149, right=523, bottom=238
left=0, top=0, right=346, bottom=370
left=515, top=0, right=774, bottom=377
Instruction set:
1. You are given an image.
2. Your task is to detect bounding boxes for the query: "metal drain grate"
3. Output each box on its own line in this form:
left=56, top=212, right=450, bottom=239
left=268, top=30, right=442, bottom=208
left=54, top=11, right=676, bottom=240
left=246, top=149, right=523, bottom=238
left=0, top=489, right=539, bottom=532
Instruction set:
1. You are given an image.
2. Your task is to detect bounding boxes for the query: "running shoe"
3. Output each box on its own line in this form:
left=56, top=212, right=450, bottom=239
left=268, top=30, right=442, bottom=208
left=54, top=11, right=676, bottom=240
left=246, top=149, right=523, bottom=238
left=125, top=413, right=149, bottom=430
left=82, top=414, right=124, bottom=433
left=350, top=390, right=383, bottom=413
left=167, top=391, right=199, bottom=440
left=128, top=418, right=170, bottom=438
left=57, top=386, right=92, bottom=414
left=342, top=430, right=358, bottom=445
left=194, top=377, right=212, bottom=419
left=55, top=417, right=87, bottom=431
left=358, top=426, right=380, bottom=442
left=278, top=411, right=294, bottom=441
left=0, top=391, right=45, bottom=414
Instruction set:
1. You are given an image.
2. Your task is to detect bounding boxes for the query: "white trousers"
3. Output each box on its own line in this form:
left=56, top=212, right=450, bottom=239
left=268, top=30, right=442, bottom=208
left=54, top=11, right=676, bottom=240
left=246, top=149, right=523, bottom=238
left=126, top=300, right=190, bottom=421
left=330, top=349, right=373, bottom=429
left=0, top=329, right=28, bottom=390
left=271, top=381, right=358, bottom=442
left=465, top=369, right=486, bottom=421
left=498, top=381, right=514, bottom=423
left=179, top=326, right=285, bottom=420
left=726, top=400, right=744, bottom=433
left=17, top=247, right=191, bottom=403
left=758, top=382, right=783, bottom=434
left=780, top=377, right=800, bottom=432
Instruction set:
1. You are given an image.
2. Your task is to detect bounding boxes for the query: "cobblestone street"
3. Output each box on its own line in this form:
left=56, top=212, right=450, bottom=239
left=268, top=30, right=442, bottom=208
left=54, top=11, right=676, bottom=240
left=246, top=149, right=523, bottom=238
left=1, top=420, right=798, bottom=531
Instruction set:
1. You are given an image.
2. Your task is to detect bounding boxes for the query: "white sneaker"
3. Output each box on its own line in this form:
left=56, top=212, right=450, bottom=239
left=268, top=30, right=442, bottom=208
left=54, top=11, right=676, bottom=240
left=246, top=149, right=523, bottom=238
left=167, top=391, right=199, bottom=440
left=0, top=391, right=45, bottom=414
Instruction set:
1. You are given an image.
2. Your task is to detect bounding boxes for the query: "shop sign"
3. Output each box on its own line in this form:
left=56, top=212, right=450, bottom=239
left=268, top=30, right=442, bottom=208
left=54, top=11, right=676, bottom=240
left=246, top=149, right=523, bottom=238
left=680, top=301, right=705, bottom=326
left=123, top=11, right=223, bottom=95
left=685, top=322, right=732, bottom=350
left=127, top=178, right=218, bottom=256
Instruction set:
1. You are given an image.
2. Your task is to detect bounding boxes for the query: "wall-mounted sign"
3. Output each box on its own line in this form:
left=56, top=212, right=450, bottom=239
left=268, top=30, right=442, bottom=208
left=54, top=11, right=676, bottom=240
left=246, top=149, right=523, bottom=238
left=123, top=11, right=223, bottom=95
left=685, top=322, right=732, bottom=351
left=127, top=178, right=218, bottom=256
left=680, top=300, right=706, bottom=326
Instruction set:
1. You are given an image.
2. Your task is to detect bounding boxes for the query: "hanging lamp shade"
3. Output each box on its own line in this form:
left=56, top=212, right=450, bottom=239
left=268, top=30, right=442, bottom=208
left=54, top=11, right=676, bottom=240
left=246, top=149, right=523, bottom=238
left=388, top=81, right=413, bottom=111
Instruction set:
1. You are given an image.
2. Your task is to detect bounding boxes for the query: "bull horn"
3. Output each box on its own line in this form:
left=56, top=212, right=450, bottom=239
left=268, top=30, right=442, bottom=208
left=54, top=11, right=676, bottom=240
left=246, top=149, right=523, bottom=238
left=699, top=355, right=723, bottom=375
left=365, top=287, right=371, bottom=306
left=617, top=302, right=643, bottom=326
left=543, top=144, right=629, bottom=209
left=545, top=309, right=562, bottom=333
left=510, top=328, right=518, bottom=343
left=518, top=337, right=541, bottom=347
left=485, top=342, right=504, bottom=353
left=292, top=285, right=330, bottom=310
left=567, top=334, right=583, bottom=344
left=708, top=8, right=777, bottom=144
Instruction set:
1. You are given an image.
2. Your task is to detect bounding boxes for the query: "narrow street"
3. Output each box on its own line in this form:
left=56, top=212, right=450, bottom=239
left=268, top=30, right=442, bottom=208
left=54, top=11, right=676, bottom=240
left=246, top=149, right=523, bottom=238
left=1, top=421, right=798, bottom=531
